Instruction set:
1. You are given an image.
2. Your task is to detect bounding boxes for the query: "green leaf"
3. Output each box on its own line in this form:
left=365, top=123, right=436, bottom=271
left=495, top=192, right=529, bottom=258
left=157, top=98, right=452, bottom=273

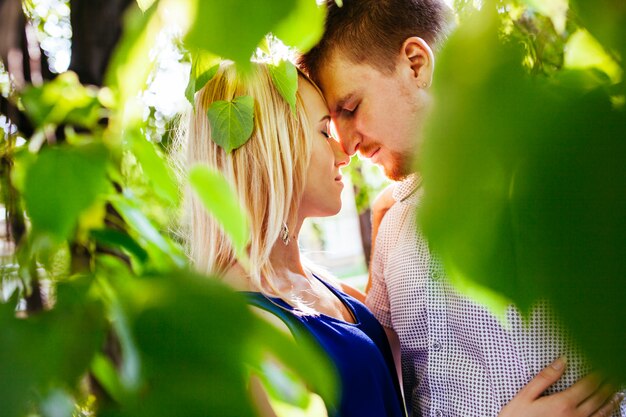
left=99, top=271, right=258, bottom=417
left=269, top=60, right=298, bottom=114
left=271, top=0, right=326, bottom=53
left=421, top=6, right=626, bottom=381
left=188, top=165, right=250, bottom=262
left=21, top=72, right=101, bottom=129
left=94, top=262, right=143, bottom=392
left=111, top=197, right=187, bottom=269
left=105, top=2, right=162, bottom=132
left=91, top=354, right=126, bottom=403
left=206, top=95, right=255, bottom=153
left=523, top=0, right=568, bottom=33
left=185, top=50, right=221, bottom=105
left=0, top=279, right=105, bottom=417
left=184, top=0, right=297, bottom=67
left=136, top=0, right=156, bottom=12
left=564, top=29, right=622, bottom=84
left=569, top=0, right=626, bottom=64
left=23, top=143, right=109, bottom=240
left=246, top=315, right=338, bottom=410
left=129, top=133, right=179, bottom=204
left=90, top=228, right=149, bottom=264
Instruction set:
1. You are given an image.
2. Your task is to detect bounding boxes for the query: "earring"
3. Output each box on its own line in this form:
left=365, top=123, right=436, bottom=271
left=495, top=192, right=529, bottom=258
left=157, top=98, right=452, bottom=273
left=421, top=81, right=428, bottom=88
left=281, top=222, right=290, bottom=245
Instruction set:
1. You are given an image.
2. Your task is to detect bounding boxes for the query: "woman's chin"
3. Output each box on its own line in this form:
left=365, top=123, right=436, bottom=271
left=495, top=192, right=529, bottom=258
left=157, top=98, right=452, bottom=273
left=322, top=202, right=343, bottom=217
left=301, top=196, right=343, bottom=219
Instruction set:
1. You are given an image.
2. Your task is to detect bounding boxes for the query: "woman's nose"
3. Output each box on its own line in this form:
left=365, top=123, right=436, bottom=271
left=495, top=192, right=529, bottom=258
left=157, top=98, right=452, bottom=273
left=331, top=138, right=350, bottom=167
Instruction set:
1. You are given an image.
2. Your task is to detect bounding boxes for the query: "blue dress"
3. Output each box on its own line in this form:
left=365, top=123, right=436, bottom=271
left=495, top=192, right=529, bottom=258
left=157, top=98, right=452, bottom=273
left=245, top=275, right=406, bottom=417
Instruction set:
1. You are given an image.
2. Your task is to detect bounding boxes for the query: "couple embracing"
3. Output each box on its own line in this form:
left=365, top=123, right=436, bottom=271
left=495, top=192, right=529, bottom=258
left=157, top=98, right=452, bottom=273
left=182, top=1, right=624, bottom=416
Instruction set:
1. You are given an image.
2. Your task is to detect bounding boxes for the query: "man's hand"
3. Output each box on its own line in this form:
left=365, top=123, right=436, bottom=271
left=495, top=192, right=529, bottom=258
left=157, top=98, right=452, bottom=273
left=499, top=357, right=623, bottom=417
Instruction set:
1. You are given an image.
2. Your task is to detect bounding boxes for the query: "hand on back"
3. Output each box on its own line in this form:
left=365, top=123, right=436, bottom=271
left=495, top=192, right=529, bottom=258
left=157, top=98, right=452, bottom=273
left=499, top=357, right=623, bottom=417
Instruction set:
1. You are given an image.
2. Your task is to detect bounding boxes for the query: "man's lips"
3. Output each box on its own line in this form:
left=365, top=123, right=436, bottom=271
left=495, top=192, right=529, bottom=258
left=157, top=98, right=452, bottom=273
left=369, top=148, right=381, bottom=159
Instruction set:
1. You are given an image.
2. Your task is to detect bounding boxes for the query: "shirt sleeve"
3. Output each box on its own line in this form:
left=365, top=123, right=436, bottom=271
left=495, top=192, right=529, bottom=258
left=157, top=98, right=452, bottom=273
left=365, top=214, right=393, bottom=329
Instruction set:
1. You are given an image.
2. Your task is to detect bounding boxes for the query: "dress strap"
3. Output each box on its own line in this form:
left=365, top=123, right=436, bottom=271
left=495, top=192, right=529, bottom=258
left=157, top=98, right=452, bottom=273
left=243, top=292, right=310, bottom=340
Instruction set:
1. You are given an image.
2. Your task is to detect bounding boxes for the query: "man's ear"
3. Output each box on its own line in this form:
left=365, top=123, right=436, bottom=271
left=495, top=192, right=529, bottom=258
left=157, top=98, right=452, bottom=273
left=400, top=36, right=435, bottom=88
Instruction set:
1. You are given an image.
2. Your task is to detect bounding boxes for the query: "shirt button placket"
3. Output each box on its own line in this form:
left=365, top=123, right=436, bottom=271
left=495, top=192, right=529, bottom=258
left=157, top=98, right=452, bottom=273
left=428, top=256, right=448, bottom=417
left=431, top=340, right=443, bottom=352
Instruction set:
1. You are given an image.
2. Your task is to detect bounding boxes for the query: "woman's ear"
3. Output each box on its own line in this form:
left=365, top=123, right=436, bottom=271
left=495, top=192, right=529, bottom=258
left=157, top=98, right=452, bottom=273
left=400, top=36, right=435, bottom=88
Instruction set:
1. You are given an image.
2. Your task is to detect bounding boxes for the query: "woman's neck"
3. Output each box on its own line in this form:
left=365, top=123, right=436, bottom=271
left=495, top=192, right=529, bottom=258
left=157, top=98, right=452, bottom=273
left=223, top=217, right=311, bottom=293
left=268, top=217, right=306, bottom=278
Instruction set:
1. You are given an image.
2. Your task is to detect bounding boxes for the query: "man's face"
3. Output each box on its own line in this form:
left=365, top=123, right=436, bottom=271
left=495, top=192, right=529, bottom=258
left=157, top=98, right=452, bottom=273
left=317, top=51, right=432, bottom=180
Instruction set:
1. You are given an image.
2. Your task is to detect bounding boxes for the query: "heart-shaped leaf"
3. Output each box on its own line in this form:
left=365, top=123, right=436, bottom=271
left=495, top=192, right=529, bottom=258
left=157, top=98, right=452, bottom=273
left=207, top=96, right=255, bottom=153
left=185, top=50, right=221, bottom=105
left=269, top=60, right=298, bottom=114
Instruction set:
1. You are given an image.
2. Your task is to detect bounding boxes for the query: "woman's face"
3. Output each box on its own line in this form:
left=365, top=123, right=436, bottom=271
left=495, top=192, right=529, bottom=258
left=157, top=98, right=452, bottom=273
left=298, top=76, right=350, bottom=219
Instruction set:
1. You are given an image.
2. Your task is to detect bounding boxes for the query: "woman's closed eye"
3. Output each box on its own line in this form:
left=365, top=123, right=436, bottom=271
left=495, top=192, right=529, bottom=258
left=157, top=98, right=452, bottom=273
left=320, top=119, right=334, bottom=140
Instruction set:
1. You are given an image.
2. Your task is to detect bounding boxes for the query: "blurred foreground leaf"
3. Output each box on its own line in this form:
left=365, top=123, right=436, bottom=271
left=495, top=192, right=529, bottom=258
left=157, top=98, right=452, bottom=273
left=99, top=270, right=335, bottom=417
left=106, top=2, right=161, bottom=132
left=21, top=72, right=102, bottom=129
left=0, top=279, right=106, bottom=417
left=185, top=0, right=297, bottom=67
left=523, top=0, right=568, bottom=33
left=271, top=0, right=326, bottom=53
left=188, top=165, right=250, bottom=263
left=24, top=143, right=109, bottom=241
left=127, top=131, right=179, bottom=204
left=564, top=29, right=622, bottom=84
left=421, top=6, right=626, bottom=381
left=183, top=0, right=325, bottom=67
left=98, top=271, right=256, bottom=417
left=246, top=313, right=338, bottom=410
left=111, top=197, right=186, bottom=270
left=570, top=0, right=626, bottom=63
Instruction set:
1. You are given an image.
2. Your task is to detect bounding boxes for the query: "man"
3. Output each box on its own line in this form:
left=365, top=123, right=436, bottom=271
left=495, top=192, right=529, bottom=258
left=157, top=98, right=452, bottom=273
left=299, top=0, right=624, bottom=416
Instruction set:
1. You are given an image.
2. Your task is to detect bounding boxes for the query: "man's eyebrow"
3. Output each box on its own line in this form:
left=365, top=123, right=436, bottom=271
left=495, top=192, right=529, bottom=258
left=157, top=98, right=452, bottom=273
left=333, top=93, right=354, bottom=115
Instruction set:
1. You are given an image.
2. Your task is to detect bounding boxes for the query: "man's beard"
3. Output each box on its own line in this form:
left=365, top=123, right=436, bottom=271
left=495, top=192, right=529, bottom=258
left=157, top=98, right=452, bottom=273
left=383, top=149, right=415, bottom=181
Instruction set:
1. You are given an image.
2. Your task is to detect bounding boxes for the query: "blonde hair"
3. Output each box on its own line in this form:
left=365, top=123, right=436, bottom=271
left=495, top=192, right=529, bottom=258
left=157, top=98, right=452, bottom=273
left=181, top=62, right=313, bottom=303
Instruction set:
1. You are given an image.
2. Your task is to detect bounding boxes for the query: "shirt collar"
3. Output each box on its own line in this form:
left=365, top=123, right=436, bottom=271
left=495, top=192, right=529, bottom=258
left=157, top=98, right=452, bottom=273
left=392, top=173, right=422, bottom=204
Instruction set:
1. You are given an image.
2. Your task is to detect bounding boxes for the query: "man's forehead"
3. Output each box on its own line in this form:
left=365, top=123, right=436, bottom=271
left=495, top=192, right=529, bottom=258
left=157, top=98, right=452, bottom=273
left=318, top=53, right=356, bottom=96
left=318, top=68, right=359, bottom=114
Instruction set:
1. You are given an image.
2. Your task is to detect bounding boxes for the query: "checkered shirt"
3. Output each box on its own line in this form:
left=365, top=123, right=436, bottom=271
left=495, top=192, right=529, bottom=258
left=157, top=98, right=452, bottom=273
left=366, top=174, right=625, bottom=417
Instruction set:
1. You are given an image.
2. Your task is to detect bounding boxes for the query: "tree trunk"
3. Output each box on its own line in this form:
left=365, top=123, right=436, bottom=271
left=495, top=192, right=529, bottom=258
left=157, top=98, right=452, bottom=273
left=357, top=207, right=372, bottom=267
left=69, top=0, right=133, bottom=86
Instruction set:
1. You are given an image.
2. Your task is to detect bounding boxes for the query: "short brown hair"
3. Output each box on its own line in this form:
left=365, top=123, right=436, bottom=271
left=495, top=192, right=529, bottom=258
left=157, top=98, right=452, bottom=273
left=299, top=0, right=453, bottom=81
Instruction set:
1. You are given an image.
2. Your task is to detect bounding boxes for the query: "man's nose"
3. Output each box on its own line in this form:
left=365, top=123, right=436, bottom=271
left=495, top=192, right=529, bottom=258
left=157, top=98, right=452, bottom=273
left=334, top=120, right=360, bottom=156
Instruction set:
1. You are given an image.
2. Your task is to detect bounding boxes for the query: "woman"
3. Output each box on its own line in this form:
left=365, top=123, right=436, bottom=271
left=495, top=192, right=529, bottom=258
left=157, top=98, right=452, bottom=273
left=183, top=61, right=406, bottom=417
